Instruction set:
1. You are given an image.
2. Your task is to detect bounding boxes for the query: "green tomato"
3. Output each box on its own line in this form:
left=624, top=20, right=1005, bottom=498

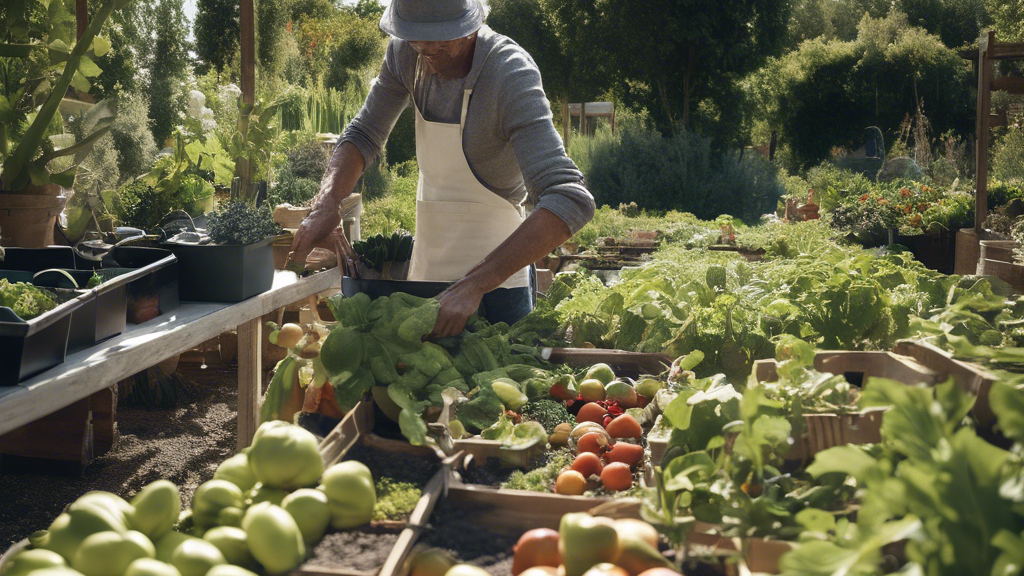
left=169, top=540, right=225, bottom=576
left=123, top=559, right=181, bottom=576
left=191, top=480, right=244, bottom=530
left=242, top=503, right=305, bottom=576
left=246, top=484, right=289, bottom=508
left=36, top=503, right=129, bottom=562
left=443, top=565, right=492, bottom=576
left=205, top=566, right=259, bottom=576
left=247, top=422, right=324, bottom=490
left=213, top=453, right=257, bottom=493
left=130, top=481, right=180, bottom=540
left=319, top=461, right=375, bottom=530
left=281, top=489, right=331, bottom=546
left=559, top=513, right=619, bottom=576
left=584, top=364, right=615, bottom=385
left=202, top=527, right=257, bottom=571
left=72, top=531, right=154, bottom=576
left=0, top=549, right=66, bottom=576
left=153, top=533, right=198, bottom=564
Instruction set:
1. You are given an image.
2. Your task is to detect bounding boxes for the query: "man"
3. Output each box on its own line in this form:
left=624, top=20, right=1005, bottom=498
left=288, top=0, right=595, bottom=337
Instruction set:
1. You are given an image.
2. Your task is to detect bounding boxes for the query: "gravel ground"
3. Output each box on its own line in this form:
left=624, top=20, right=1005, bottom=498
left=0, top=363, right=239, bottom=551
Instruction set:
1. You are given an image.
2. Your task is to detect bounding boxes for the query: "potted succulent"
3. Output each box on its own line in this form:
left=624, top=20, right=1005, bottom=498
left=0, top=0, right=126, bottom=247
left=164, top=200, right=282, bottom=302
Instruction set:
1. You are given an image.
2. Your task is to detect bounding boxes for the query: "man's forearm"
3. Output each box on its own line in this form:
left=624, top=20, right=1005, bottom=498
left=462, top=208, right=572, bottom=292
left=313, top=141, right=367, bottom=211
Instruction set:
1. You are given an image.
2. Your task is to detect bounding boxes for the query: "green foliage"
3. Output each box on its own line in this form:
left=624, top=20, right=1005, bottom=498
left=371, top=478, right=421, bottom=522
left=0, top=279, right=57, bottom=320
left=987, top=0, right=1024, bottom=41
left=359, top=155, right=393, bottom=201
left=90, top=0, right=146, bottom=98
left=896, top=0, right=991, bottom=48
left=992, top=117, right=1024, bottom=184
left=0, top=0, right=122, bottom=192
left=520, top=399, right=575, bottom=434
left=279, top=81, right=367, bottom=134
left=268, top=168, right=319, bottom=207
left=148, top=0, right=192, bottom=147
left=110, top=92, right=158, bottom=182
left=68, top=107, right=120, bottom=196
left=360, top=170, right=417, bottom=237
left=786, top=0, right=891, bottom=46
left=352, top=230, right=413, bottom=274
left=752, top=11, right=974, bottom=171
left=194, top=0, right=239, bottom=75
left=804, top=162, right=872, bottom=211
left=206, top=201, right=280, bottom=245
left=501, top=448, right=575, bottom=492
left=255, top=0, right=285, bottom=76
left=292, top=10, right=385, bottom=86
left=570, top=125, right=786, bottom=223
left=569, top=205, right=717, bottom=250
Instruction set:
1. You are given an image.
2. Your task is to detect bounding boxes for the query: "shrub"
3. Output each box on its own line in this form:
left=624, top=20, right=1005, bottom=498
left=284, top=137, right=332, bottom=180
left=992, top=118, right=1024, bottom=184
left=359, top=155, right=393, bottom=201
left=206, top=201, right=281, bottom=245
left=573, top=125, right=786, bottom=223
left=268, top=167, right=320, bottom=207
left=110, top=92, right=159, bottom=182
left=804, top=162, right=872, bottom=211
left=360, top=172, right=417, bottom=237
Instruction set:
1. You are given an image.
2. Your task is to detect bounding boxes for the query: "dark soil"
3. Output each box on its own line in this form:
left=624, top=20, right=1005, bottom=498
left=0, top=362, right=239, bottom=552
left=418, top=501, right=519, bottom=575
left=304, top=530, right=401, bottom=573
left=343, top=442, right=439, bottom=487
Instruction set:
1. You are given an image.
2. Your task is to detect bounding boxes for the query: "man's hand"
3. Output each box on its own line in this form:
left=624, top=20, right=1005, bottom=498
left=431, top=277, right=487, bottom=338
left=287, top=206, right=341, bottom=267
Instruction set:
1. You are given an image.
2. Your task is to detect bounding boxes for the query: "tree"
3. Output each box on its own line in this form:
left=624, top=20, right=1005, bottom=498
left=752, top=11, right=974, bottom=169
left=896, top=0, right=990, bottom=47
left=786, top=0, right=891, bottom=46
left=599, top=0, right=793, bottom=140
left=256, top=0, right=285, bottom=75
left=986, top=0, right=1024, bottom=41
left=352, top=0, right=385, bottom=20
left=148, top=0, right=192, bottom=146
left=194, top=0, right=239, bottom=75
left=88, top=0, right=148, bottom=98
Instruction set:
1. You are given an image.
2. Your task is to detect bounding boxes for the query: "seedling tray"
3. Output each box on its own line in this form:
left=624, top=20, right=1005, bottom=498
left=165, top=237, right=275, bottom=303
left=0, top=288, right=89, bottom=386
left=892, top=339, right=999, bottom=428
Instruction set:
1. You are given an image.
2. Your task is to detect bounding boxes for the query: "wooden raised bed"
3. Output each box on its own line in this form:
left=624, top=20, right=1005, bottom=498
left=648, top=350, right=939, bottom=465
left=977, top=239, right=1024, bottom=293
left=436, top=348, right=672, bottom=469
left=891, top=339, right=1000, bottom=428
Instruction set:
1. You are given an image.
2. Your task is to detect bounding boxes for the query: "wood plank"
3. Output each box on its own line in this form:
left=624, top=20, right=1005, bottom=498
left=992, top=76, right=1024, bottom=94
left=976, top=31, right=994, bottom=231
left=991, top=42, right=1024, bottom=59
left=237, top=317, right=262, bottom=450
left=378, top=470, right=446, bottom=576
left=0, top=398, right=92, bottom=462
left=0, top=270, right=338, bottom=436
left=90, top=386, right=117, bottom=454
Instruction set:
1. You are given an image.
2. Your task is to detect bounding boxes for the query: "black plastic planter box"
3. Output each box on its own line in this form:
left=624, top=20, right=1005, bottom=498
left=18, top=269, right=128, bottom=354
left=165, top=237, right=275, bottom=303
left=341, top=276, right=451, bottom=300
left=0, top=290, right=89, bottom=386
left=1, top=246, right=179, bottom=325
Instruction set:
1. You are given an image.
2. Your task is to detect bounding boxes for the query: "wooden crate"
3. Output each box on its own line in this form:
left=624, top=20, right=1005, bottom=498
left=648, top=350, right=939, bottom=465
left=441, top=348, right=672, bottom=469
left=892, top=340, right=1000, bottom=428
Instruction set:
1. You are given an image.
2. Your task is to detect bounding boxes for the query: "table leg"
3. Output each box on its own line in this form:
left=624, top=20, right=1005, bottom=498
left=237, top=318, right=262, bottom=449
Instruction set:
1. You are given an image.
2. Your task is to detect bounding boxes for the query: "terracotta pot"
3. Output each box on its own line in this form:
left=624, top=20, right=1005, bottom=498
left=0, top=187, right=69, bottom=247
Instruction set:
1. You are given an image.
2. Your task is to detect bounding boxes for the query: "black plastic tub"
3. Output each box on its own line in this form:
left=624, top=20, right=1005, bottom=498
left=0, top=290, right=90, bottom=386
left=341, top=277, right=451, bottom=300
left=1, top=246, right=179, bottom=325
left=165, top=237, right=275, bottom=303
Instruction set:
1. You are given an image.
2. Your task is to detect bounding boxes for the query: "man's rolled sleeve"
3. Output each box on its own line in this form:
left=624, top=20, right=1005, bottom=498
left=498, top=50, right=596, bottom=235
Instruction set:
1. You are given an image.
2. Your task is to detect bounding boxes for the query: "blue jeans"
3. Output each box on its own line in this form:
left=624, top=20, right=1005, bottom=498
left=479, top=286, right=533, bottom=326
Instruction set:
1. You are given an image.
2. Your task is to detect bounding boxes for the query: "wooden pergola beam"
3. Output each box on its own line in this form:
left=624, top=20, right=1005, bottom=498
left=77, top=0, right=87, bottom=40
left=240, top=0, right=255, bottom=107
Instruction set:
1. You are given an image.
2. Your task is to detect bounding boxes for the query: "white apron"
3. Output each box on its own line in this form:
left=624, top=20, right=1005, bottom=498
left=406, top=55, right=531, bottom=289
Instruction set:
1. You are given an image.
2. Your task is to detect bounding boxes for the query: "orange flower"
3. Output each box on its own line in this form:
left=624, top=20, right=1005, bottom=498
left=904, top=204, right=912, bottom=214
left=909, top=214, right=923, bottom=227
left=878, top=198, right=888, bottom=205
left=900, top=188, right=911, bottom=198
left=918, top=203, right=929, bottom=212
left=860, top=194, right=869, bottom=203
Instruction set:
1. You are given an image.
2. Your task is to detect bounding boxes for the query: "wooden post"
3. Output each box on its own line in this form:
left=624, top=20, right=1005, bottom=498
left=562, top=99, right=570, bottom=147
left=975, top=31, right=994, bottom=232
left=610, top=106, right=615, bottom=135
left=580, top=102, right=587, bottom=137
left=240, top=0, right=255, bottom=107
left=237, top=317, right=262, bottom=449
left=76, top=0, right=87, bottom=40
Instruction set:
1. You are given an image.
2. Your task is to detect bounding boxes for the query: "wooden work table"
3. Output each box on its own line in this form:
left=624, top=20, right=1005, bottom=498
left=0, top=269, right=338, bottom=451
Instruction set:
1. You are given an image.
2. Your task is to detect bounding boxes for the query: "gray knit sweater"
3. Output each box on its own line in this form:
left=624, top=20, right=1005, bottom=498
left=340, top=25, right=596, bottom=234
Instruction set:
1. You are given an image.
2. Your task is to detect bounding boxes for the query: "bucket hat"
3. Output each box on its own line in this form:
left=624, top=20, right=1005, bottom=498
left=379, top=0, right=485, bottom=42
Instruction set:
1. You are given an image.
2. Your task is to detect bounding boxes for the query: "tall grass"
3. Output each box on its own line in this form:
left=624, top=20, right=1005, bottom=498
left=280, top=78, right=367, bottom=134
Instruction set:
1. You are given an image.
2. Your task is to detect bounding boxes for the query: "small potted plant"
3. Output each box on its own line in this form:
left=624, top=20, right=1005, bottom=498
left=0, top=0, right=126, bottom=247
left=164, top=201, right=282, bottom=302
